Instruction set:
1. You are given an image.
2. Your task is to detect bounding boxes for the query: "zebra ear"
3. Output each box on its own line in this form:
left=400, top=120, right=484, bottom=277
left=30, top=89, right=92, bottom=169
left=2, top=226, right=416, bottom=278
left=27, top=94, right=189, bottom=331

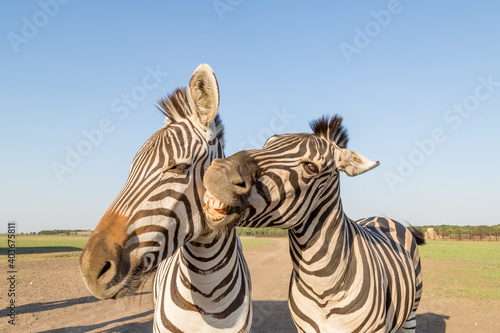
left=334, top=148, right=380, bottom=177
left=189, top=64, right=220, bottom=127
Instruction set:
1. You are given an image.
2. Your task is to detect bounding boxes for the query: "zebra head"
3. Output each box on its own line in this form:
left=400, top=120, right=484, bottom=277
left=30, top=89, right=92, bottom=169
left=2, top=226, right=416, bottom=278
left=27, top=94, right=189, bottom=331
left=80, top=64, right=224, bottom=299
left=203, top=115, right=379, bottom=229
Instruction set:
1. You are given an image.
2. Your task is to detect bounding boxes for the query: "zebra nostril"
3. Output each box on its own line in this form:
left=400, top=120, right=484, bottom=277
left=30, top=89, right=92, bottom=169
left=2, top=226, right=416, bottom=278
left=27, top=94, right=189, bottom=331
left=97, top=261, right=112, bottom=280
left=234, top=181, right=246, bottom=188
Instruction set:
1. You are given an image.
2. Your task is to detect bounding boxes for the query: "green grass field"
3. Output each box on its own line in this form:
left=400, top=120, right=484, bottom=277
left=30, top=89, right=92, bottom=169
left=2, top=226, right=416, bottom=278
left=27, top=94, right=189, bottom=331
left=3, top=235, right=499, bottom=301
left=1, top=235, right=272, bottom=249
left=0, top=235, right=273, bottom=256
left=0, top=235, right=90, bottom=261
left=419, top=240, right=500, bottom=300
left=8, top=235, right=89, bottom=248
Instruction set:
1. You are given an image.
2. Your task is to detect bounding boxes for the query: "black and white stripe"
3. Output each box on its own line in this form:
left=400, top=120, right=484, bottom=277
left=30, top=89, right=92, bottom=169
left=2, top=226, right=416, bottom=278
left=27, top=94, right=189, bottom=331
left=204, top=115, right=423, bottom=333
left=153, top=232, right=252, bottom=332
left=130, top=94, right=251, bottom=332
left=80, top=65, right=251, bottom=332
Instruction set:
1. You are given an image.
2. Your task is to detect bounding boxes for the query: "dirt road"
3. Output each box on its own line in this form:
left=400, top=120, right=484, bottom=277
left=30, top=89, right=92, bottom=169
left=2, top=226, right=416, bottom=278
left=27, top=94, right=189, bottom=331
left=1, top=238, right=498, bottom=332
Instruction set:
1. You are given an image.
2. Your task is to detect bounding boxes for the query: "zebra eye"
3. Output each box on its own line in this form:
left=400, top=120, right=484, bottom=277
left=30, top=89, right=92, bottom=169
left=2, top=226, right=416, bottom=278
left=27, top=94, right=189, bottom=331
left=303, top=162, right=319, bottom=174
left=165, top=163, right=190, bottom=174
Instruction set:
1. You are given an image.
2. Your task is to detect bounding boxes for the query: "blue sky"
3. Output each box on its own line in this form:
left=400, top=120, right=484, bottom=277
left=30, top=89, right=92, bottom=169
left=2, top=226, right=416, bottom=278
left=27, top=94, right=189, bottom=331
left=1, top=1, right=499, bottom=233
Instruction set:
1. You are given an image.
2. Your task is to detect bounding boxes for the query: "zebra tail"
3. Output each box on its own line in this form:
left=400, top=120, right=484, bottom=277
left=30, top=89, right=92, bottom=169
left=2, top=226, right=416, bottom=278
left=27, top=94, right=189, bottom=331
left=408, top=226, right=425, bottom=246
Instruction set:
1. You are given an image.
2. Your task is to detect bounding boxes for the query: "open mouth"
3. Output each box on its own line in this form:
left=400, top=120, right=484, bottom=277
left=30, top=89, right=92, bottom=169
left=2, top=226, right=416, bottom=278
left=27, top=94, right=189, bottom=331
left=203, top=191, right=230, bottom=222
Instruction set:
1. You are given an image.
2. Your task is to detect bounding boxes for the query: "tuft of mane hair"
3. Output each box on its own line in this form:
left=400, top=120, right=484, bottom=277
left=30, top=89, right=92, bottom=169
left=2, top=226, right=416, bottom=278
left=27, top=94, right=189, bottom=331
left=213, top=113, right=225, bottom=149
left=156, top=87, right=194, bottom=123
left=156, top=87, right=224, bottom=148
left=310, top=114, right=349, bottom=148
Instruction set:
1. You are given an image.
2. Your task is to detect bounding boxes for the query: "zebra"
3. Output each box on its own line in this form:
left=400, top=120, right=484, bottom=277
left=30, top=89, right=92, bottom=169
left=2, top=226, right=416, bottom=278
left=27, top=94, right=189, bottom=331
left=79, top=64, right=252, bottom=332
left=202, top=115, right=424, bottom=333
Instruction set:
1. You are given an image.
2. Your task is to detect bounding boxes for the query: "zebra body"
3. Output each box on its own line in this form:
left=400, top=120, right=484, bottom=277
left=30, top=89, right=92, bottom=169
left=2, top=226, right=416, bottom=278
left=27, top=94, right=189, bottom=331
left=203, top=115, right=423, bottom=332
left=288, top=215, right=422, bottom=332
left=80, top=64, right=251, bottom=332
left=153, top=230, right=251, bottom=332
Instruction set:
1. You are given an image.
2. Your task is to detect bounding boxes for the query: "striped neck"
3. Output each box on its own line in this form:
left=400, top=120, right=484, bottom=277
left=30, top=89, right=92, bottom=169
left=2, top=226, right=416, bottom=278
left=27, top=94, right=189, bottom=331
left=288, top=180, right=356, bottom=301
left=153, top=227, right=252, bottom=331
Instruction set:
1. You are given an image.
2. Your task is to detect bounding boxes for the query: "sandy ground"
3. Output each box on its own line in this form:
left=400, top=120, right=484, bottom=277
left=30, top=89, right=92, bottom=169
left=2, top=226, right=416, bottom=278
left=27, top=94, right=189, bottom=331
left=1, top=238, right=499, bottom=332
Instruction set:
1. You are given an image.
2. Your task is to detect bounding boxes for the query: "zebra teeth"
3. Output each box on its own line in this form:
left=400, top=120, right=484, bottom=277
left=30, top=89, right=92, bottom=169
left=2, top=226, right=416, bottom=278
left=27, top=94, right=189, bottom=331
left=203, top=204, right=226, bottom=222
left=204, top=191, right=228, bottom=210
left=203, top=191, right=229, bottom=222
left=213, top=199, right=226, bottom=210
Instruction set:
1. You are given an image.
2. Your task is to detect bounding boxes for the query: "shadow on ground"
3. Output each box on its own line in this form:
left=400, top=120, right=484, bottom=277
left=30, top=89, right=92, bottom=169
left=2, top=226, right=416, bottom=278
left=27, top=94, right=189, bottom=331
left=252, top=302, right=450, bottom=333
left=16, top=297, right=448, bottom=332
left=252, top=300, right=295, bottom=332
left=0, top=292, right=151, bottom=317
left=29, top=300, right=294, bottom=332
left=416, top=313, right=450, bottom=333
left=36, top=310, right=154, bottom=333
left=0, top=246, right=83, bottom=255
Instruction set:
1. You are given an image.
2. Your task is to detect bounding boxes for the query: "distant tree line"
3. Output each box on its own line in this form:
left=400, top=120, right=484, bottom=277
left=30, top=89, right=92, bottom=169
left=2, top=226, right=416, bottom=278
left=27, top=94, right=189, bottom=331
left=38, top=229, right=91, bottom=235
left=236, top=227, right=288, bottom=237
left=36, top=228, right=287, bottom=236
left=415, top=224, right=500, bottom=236
left=236, top=225, right=500, bottom=238
left=33, top=225, right=500, bottom=237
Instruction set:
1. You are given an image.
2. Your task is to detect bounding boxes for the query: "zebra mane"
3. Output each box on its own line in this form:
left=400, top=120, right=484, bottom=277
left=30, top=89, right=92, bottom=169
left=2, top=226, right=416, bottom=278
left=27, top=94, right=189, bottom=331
left=310, top=114, right=349, bottom=148
left=157, top=88, right=193, bottom=122
left=156, top=87, right=225, bottom=148
left=213, top=114, right=225, bottom=148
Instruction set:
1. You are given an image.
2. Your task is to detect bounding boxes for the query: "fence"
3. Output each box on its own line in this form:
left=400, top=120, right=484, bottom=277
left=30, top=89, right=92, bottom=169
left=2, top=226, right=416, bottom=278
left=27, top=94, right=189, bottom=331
left=424, top=228, right=499, bottom=241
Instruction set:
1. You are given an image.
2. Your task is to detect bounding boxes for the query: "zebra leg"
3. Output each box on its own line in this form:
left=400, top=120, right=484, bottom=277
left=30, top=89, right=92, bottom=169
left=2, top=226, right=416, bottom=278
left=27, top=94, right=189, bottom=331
left=398, top=257, right=423, bottom=333
left=397, top=293, right=421, bottom=333
left=396, top=313, right=416, bottom=333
